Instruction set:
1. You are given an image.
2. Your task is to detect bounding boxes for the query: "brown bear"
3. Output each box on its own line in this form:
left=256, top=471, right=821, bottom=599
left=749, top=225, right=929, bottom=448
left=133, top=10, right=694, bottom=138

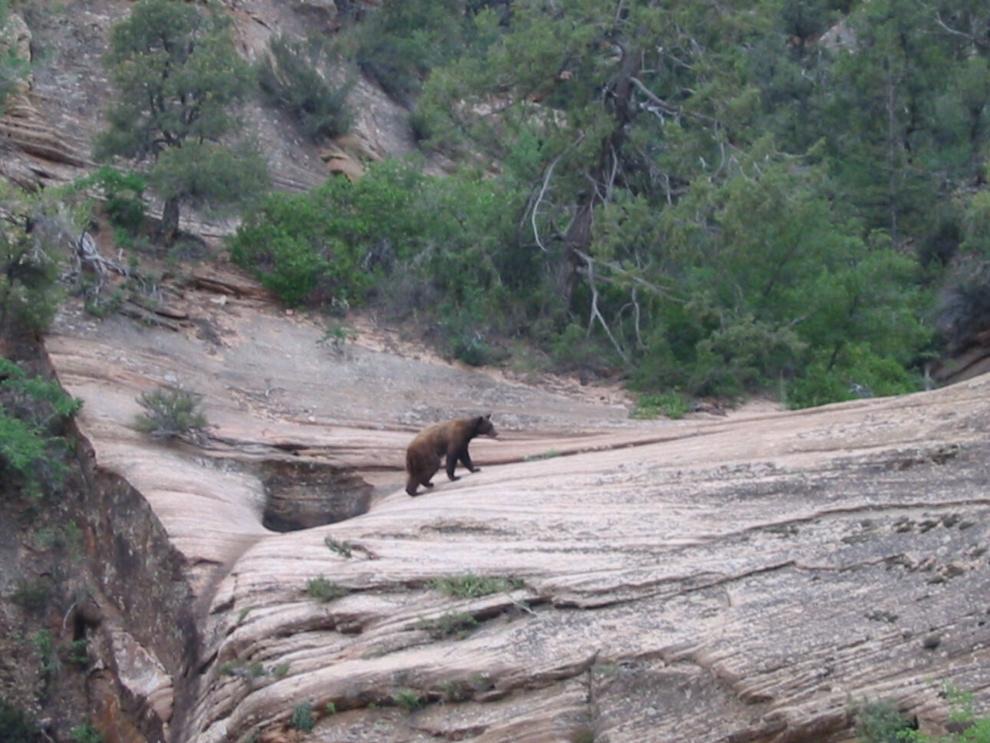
left=405, top=414, right=497, bottom=496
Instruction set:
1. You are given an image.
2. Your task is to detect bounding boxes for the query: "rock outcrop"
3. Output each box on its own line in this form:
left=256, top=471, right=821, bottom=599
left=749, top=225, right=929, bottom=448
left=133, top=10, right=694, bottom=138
left=44, top=264, right=990, bottom=742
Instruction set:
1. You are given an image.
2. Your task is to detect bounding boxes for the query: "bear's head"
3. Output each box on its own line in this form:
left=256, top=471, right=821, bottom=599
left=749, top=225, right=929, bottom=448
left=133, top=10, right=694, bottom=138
left=475, top=413, right=497, bottom=438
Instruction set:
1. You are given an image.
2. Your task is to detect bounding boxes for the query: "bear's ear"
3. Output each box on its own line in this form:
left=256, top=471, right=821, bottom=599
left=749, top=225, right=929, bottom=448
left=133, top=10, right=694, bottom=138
left=484, top=412, right=492, bottom=420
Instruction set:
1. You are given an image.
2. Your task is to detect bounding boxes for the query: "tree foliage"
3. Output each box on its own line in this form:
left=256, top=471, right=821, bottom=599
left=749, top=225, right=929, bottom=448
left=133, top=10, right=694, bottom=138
left=0, top=185, right=64, bottom=338
left=230, top=0, right=990, bottom=406
left=0, top=357, right=81, bottom=500
left=96, top=0, right=267, bottom=245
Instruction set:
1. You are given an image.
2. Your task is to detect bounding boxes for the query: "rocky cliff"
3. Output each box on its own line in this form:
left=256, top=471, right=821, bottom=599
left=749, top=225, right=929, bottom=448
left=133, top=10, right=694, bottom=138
left=44, top=264, right=990, bottom=742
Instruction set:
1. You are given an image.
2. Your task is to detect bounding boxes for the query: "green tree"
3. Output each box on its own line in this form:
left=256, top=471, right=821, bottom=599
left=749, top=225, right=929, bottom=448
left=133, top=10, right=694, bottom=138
left=0, top=185, right=62, bottom=337
left=95, top=0, right=268, bottom=245
left=0, top=0, right=28, bottom=113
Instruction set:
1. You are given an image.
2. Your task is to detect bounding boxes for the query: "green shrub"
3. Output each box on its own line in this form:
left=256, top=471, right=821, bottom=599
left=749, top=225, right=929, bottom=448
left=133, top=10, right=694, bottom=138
left=632, top=392, right=690, bottom=420
left=74, top=167, right=146, bottom=234
left=787, top=345, right=919, bottom=410
left=0, top=216, right=62, bottom=336
left=855, top=699, right=916, bottom=743
left=133, top=387, right=207, bottom=440
left=324, top=536, right=353, bottom=558
left=0, top=699, right=40, bottom=742
left=305, top=576, right=348, bottom=603
left=257, top=34, right=352, bottom=141
left=70, top=723, right=104, bottom=743
left=32, top=629, right=59, bottom=680
left=428, top=574, right=523, bottom=598
left=11, top=578, right=50, bottom=613
left=230, top=159, right=520, bottom=321
left=523, top=449, right=562, bottom=461
left=0, top=358, right=80, bottom=499
left=290, top=701, right=314, bottom=732
left=218, top=660, right=266, bottom=679
left=65, top=639, right=89, bottom=670
left=228, top=187, right=369, bottom=308
left=392, top=688, right=424, bottom=712
left=416, top=611, right=479, bottom=640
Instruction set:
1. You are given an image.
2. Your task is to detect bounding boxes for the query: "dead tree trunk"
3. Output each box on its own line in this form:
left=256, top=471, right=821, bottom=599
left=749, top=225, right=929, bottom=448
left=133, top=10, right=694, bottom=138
left=558, top=44, right=641, bottom=311
left=159, top=196, right=181, bottom=246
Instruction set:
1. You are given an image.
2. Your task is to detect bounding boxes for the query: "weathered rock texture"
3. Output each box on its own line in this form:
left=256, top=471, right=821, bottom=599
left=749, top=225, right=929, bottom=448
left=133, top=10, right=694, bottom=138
left=11, top=2, right=990, bottom=739
left=44, top=265, right=990, bottom=742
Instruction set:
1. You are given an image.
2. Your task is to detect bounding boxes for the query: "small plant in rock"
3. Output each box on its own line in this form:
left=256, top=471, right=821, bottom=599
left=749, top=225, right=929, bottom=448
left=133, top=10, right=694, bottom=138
left=437, top=679, right=472, bottom=703
left=219, top=660, right=266, bottom=679
left=83, top=287, right=125, bottom=319
left=429, top=574, right=523, bottom=599
left=65, top=638, right=89, bottom=670
left=523, top=449, right=562, bottom=461
left=305, top=576, right=348, bottom=603
left=290, top=701, right=315, bottom=732
left=70, top=723, right=104, bottom=743
left=32, top=629, right=60, bottom=680
left=319, top=321, right=356, bottom=355
left=11, top=578, right=50, bottom=613
left=272, top=663, right=290, bottom=679
left=392, top=688, right=424, bottom=712
left=415, top=611, right=479, bottom=640
left=324, top=701, right=337, bottom=716
left=257, top=34, right=353, bottom=142
left=133, top=386, right=208, bottom=441
left=324, top=536, right=353, bottom=558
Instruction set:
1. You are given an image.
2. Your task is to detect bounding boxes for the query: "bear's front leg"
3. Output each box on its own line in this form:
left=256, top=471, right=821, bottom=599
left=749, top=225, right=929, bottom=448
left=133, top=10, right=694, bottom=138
left=460, top=450, right=480, bottom=473
left=445, top=450, right=460, bottom=481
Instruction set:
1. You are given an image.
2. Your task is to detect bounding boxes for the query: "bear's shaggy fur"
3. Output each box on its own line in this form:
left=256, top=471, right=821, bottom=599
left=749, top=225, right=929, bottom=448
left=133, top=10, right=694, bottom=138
left=405, top=414, right=497, bottom=496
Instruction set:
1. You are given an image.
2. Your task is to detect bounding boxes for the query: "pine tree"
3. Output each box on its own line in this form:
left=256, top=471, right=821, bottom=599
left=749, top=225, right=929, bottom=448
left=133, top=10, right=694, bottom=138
left=95, top=0, right=267, bottom=245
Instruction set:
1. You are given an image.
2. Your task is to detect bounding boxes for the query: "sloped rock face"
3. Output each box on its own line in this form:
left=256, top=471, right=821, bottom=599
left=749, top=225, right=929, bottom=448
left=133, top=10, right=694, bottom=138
left=44, top=266, right=990, bottom=742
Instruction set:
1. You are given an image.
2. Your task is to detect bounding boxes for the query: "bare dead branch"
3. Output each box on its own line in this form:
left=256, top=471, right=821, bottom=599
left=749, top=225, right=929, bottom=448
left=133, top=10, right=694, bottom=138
left=527, top=133, right=587, bottom=252
left=579, top=251, right=629, bottom=363
left=573, top=247, right=682, bottom=303
left=933, top=11, right=977, bottom=43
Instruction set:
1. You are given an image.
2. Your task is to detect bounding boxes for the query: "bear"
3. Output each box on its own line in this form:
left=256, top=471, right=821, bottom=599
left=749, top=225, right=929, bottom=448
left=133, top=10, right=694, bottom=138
left=405, top=414, right=497, bottom=496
